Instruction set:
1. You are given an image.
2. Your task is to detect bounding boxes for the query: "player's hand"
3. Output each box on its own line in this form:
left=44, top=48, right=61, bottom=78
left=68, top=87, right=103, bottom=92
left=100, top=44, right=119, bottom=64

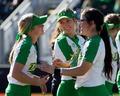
left=37, top=75, right=49, bottom=86
left=53, top=59, right=70, bottom=68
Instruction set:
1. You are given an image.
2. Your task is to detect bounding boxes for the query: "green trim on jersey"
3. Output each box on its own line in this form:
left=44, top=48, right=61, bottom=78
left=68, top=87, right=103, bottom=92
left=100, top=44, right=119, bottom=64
left=116, top=31, right=120, bottom=41
left=69, top=48, right=80, bottom=67
left=83, top=35, right=101, bottom=63
left=69, top=35, right=79, bottom=47
left=16, top=36, right=32, bottom=65
left=68, top=35, right=80, bottom=67
left=117, top=70, right=120, bottom=93
left=57, top=33, right=79, bottom=61
left=118, top=32, right=120, bottom=41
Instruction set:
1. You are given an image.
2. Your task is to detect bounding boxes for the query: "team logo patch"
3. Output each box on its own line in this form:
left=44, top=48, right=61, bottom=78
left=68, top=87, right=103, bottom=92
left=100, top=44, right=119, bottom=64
left=28, top=63, right=37, bottom=72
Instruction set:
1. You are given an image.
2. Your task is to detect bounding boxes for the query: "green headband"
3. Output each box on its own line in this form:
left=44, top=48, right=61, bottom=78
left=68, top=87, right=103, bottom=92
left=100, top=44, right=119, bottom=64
left=16, top=15, right=47, bottom=41
left=106, top=23, right=120, bottom=29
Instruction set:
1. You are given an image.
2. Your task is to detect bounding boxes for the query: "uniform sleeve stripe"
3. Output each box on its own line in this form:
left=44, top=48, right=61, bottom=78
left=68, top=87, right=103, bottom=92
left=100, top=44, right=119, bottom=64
left=57, top=37, right=74, bottom=60
left=16, top=37, right=32, bottom=64
left=83, top=36, right=101, bottom=63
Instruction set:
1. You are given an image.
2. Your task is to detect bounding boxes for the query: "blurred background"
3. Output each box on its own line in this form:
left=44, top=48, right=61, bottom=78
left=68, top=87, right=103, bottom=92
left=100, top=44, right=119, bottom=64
left=0, top=0, right=120, bottom=95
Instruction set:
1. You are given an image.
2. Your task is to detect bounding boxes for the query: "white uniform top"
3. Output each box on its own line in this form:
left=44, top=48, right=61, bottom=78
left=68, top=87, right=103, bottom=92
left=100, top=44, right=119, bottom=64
left=75, top=35, right=105, bottom=89
left=116, top=31, right=120, bottom=57
left=7, top=36, right=37, bottom=86
left=105, top=37, right=118, bottom=84
left=115, top=31, right=120, bottom=83
left=54, top=33, right=85, bottom=80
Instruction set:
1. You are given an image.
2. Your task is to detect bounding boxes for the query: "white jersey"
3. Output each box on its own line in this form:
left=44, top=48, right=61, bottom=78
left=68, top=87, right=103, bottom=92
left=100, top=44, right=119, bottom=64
left=7, top=36, right=37, bottom=86
left=54, top=33, right=85, bottom=80
left=75, top=35, right=105, bottom=88
left=116, top=31, right=120, bottom=57
left=105, top=37, right=118, bottom=84
left=115, top=31, right=120, bottom=83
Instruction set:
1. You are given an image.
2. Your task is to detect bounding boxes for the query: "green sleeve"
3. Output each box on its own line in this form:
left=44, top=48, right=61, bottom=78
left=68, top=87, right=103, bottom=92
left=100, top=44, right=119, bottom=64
left=83, top=36, right=101, bottom=63
left=16, top=38, right=32, bottom=65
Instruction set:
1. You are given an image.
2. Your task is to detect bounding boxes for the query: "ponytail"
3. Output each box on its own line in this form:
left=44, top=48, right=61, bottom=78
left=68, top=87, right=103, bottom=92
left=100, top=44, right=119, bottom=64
left=100, top=23, right=112, bottom=80
left=9, top=33, right=22, bottom=64
left=81, top=8, right=112, bottom=79
left=9, top=42, right=19, bottom=64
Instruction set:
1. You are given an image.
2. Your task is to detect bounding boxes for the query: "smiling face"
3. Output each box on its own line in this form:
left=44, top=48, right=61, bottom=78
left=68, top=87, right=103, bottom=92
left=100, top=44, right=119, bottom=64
left=79, top=8, right=104, bottom=37
left=58, top=18, right=76, bottom=35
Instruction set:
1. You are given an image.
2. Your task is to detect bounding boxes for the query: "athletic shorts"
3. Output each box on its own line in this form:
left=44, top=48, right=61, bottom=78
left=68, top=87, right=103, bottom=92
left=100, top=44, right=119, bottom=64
left=77, top=84, right=110, bottom=96
left=57, top=80, right=79, bottom=96
left=5, top=83, right=31, bottom=96
left=105, top=81, right=114, bottom=95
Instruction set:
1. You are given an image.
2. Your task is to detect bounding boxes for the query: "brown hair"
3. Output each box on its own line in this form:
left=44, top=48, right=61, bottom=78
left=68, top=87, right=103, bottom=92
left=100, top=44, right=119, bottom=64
left=104, top=13, right=120, bottom=25
left=104, top=13, right=120, bottom=30
left=81, top=8, right=112, bottom=79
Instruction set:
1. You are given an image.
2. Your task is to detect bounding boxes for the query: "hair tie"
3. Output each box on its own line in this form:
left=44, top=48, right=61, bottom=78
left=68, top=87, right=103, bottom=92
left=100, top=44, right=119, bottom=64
left=15, top=33, right=23, bottom=41
left=105, top=23, right=120, bottom=30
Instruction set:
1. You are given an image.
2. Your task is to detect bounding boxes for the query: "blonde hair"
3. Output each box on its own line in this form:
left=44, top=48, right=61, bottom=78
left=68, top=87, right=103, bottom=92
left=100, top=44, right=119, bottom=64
left=50, top=24, right=61, bottom=44
left=18, top=13, right=33, bottom=35
left=9, top=13, right=34, bottom=64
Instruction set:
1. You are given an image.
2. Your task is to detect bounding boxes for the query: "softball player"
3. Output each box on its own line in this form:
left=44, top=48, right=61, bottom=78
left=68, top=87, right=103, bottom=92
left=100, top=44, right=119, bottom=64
left=114, top=15, right=120, bottom=95
left=55, top=8, right=113, bottom=96
left=5, top=13, right=49, bottom=96
left=39, top=8, right=113, bottom=96
left=52, top=9, right=85, bottom=96
left=104, top=13, right=120, bottom=95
